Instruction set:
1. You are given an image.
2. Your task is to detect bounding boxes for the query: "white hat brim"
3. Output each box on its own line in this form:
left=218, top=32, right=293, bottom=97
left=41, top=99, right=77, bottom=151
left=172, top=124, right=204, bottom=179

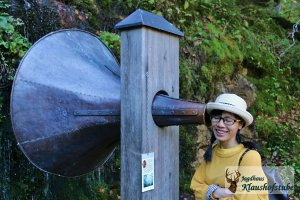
left=206, top=102, right=253, bottom=127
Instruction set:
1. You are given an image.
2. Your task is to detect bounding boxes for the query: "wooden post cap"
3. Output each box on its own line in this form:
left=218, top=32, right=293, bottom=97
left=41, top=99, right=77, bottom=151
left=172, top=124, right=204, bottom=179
left=115, top=9, right=184, bottom=37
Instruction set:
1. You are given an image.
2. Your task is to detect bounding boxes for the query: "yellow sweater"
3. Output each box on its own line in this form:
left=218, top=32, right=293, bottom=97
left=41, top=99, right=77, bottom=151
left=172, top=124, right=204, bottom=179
left=191, top=144, right=269, bottom=200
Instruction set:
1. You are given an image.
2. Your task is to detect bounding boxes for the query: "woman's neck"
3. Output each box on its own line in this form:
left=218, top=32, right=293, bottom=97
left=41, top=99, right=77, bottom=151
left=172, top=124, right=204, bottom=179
left=219, top=140, right=239, bottom=149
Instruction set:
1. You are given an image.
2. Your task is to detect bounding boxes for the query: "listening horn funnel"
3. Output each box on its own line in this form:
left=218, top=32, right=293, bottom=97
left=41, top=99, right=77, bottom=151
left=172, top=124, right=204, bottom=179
left=10, top=29, right=208, bottom=177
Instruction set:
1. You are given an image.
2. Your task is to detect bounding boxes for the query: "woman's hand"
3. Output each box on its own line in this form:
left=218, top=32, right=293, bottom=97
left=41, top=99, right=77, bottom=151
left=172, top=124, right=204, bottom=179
left=212, top=188, right=234, bottom=198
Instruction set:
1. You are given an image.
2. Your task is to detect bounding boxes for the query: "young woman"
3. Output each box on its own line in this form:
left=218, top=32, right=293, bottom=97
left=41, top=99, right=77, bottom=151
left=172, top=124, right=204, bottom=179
left=191, top=93, right=268, bottom=200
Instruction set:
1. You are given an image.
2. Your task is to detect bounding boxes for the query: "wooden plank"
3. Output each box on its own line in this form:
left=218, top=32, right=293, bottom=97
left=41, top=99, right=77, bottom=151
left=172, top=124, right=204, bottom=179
left=121, top=27, right=179, bottom=199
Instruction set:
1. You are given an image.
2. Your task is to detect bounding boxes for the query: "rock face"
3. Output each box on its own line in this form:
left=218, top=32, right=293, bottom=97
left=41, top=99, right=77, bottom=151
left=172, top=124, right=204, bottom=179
left=215, top=75, right=256, bottom=107
left=8, top=0, right=89, bottom=42
left=193, top=75, right=257, bottom=167
left=191, top=125, right=211, bottom=168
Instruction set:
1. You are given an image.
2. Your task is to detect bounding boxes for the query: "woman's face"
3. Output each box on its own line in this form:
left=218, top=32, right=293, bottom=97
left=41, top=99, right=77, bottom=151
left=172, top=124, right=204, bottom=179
left=211, top=111, right=243, bottom=143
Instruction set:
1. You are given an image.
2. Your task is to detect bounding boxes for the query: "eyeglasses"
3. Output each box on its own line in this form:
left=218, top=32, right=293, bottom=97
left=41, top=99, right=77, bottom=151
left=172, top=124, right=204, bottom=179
left=211, top=116, right=241, bottom=126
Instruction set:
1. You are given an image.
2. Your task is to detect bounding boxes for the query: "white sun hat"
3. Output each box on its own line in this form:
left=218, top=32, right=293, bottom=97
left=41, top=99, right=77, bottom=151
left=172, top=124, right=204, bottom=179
left=206, top=93, right=253, bottom=127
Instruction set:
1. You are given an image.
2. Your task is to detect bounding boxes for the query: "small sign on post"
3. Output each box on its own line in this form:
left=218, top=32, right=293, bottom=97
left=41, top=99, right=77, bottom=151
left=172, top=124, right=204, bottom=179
left=142, top=152, right=154, bottom=192
left=116, top=9, right=183, bottom=199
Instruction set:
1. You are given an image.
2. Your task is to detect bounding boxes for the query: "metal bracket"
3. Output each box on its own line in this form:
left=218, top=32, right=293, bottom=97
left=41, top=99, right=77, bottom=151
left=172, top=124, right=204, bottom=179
left=74, top=109, right=120, bottom=116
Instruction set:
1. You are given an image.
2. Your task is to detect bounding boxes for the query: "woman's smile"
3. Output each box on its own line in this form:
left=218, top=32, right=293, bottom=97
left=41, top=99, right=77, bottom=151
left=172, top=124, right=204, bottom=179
left=215, top=128, right=228, bottom=137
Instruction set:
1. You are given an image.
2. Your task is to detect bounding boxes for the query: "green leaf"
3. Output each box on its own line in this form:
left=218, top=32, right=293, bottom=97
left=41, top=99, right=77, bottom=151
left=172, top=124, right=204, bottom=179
left=184, top=1, right=189, bottom=10
left=149, top=0, right=155, bottom=4
left=0, top=16, right=8, bottom=29
left=0, top=40, right=9, bottom=48
left=0, top=1, right=9, bottom=9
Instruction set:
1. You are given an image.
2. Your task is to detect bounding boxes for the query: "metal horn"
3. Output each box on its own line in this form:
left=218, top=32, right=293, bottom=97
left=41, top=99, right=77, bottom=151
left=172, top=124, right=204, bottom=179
left=10, top=29, right=208, bottom=177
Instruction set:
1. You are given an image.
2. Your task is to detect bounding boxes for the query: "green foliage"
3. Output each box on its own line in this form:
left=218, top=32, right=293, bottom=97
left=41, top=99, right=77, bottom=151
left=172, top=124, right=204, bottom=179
left=275, top=0, right=300, bottom=22
left=0, top=0, right=30, bottom=125
left=255, top=109, right=300, bottom=195
left=0, top=0, right=31, bottom=88
left=44, top=176, right=119, bottom=200
left=179, top=58, right=208, bottom=100
left=179, top=126, right=198, bottom=172
left=249, top=53, right=297, bottom=115
left=179, top=126, right=198, bottom=193
left=255, top=116, right=276, bottom=139
left=98, top=31, right=120, bottom=60
left=280, top=44, right=300, bottom=96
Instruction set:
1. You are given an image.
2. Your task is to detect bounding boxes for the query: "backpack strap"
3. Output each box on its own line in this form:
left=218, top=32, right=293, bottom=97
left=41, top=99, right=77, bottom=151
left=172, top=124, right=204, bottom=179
left=238, top=148, right=251, bottom=166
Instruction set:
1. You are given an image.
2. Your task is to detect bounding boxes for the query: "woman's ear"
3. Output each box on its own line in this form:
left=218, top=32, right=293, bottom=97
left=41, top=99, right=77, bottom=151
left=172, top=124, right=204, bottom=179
left=239, top=123, right=244, bottom=130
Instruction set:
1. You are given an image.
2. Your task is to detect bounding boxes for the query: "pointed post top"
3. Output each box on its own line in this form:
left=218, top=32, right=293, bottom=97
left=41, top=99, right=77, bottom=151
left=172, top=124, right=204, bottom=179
left=115, top=9, right=184, bottom=37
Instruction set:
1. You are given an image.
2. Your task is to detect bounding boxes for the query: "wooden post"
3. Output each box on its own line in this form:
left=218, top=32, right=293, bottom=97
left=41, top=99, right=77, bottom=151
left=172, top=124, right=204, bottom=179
left=115, top=9, right=183, bottom=199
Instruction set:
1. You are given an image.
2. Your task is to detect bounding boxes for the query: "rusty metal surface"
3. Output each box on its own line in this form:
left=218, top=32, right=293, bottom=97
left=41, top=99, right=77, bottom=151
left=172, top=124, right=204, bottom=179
left=152, top=94, right=209, bottom=126
left=11, top=29, right=120, bottom=177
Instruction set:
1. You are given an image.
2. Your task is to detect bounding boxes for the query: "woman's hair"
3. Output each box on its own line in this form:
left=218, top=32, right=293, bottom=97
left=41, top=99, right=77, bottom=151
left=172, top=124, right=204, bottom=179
left=203, top=110, right=258, bottom=161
